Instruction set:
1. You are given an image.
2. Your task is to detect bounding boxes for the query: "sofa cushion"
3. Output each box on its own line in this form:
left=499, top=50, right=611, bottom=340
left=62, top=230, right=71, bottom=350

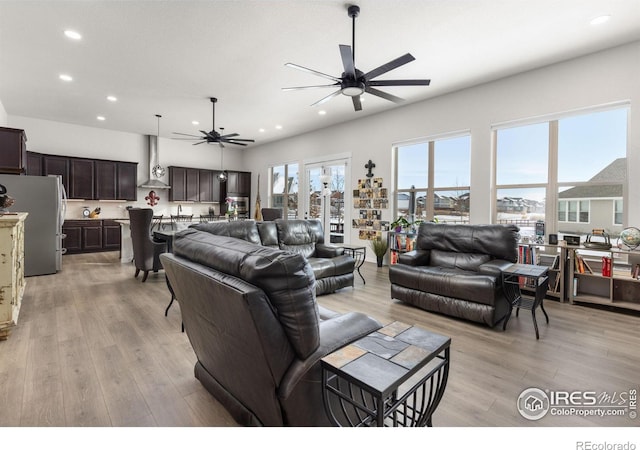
left=429, top=249, right=492, bottom=272
left=173, top=229, right=320, bottom=359
left=389, top=264, right=499, bottom=306
left=276, top=219, right=325, bottom=258
left=191, top=221, right=262, bottom=245
left=417, top=222, right=519, bottom=262
left=257, top=221, right=279, bottom=248
left=308, top=254, right=354, bottom=279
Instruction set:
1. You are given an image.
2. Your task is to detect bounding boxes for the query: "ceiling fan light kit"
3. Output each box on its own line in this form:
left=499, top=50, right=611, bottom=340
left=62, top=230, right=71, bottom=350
left=283, top=4, right=430, bottom=111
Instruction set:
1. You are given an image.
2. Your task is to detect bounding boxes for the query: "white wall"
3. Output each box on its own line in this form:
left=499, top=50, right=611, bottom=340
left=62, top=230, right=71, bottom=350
left=243, top=41, right=640, bottom=257
left=0, top=100, right=7, bottom=126
left=6, top=115, right=246, bottom=219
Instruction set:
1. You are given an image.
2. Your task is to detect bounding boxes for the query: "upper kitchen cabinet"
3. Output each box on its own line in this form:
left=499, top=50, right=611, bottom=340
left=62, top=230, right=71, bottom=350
left=94, top=160, right=137, bottom=201
left=168, top=166, right=200, bottom=202
left=116, top=162, right=137, bottom=201
left=0, top=126, right=27, bottom=175
left=43, top=155, right=70, bottom=193
left=26, top=151, right=43, bottom=176
left=69, top=158, right=95, bottom=200
left=226, top=171, right=251, bottom=197
left=95, top=160, right=117, bottom=200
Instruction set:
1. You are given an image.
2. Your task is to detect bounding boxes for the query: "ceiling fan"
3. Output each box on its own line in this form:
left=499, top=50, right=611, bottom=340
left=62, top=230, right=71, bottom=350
left=172, top=97, right=255, bottom=147
left=283, top=4, right=430, bottom=111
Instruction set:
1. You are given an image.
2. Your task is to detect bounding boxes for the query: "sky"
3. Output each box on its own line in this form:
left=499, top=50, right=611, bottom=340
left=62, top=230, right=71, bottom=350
left=397, top=107, right=628, bottom=202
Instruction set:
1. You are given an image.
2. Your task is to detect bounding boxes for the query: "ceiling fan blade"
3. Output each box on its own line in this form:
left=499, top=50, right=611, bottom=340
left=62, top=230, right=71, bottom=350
left=368, top=79, right=431, bottom=86
left=172, top=137, right=205, bottom=140
left=224, top=141, right=249, bottom=146
left=285, top=63, right=342, bottom=83
left=311, top=89, right=342, bottom=107
left=339, top=45, right=356, bottom=78
left=365, top=86, right=405, bottom=104
left=220, top=133, right=239, bottom=138
left=282, top=84, right=339, bottom=91
left=364, top=53, right=415, bottom=80
left=352, top=95, right=362, bottom=111
left=172, top=132, right=202, bottom=138
left=224, top=138, right=255, bottom=142
left=193, top=141, right=207, bottom=145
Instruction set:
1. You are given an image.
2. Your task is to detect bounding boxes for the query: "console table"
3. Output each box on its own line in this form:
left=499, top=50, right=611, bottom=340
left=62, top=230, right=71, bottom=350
left=502, top=263, right=550, bottom=339
left=321, top=321, right=450, bottom=427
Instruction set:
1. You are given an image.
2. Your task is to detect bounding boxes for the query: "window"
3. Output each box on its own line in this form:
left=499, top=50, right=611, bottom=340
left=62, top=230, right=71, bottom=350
left=614, top=199, right=623, bottom=225
left=395, top=135, right=470, bottom=223
left=558, top=200, right=590, bottom=223
left=494, top=105, right=628, bottom=239
left=269, top=163, right=298, bottom=219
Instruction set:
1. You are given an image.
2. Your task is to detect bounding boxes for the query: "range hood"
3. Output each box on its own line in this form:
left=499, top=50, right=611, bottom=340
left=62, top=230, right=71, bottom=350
left=139, top=134, right=171, bottom=189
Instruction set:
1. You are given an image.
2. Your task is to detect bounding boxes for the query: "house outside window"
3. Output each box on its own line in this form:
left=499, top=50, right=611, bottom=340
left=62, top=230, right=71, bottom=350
left=558, top=200, right=590, bottom=223
left=494, top=106, right=628, bottom=240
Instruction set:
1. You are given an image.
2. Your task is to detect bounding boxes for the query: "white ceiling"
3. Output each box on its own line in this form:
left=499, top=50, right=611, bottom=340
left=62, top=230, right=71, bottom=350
left=1, top=1, right=639, bottom=147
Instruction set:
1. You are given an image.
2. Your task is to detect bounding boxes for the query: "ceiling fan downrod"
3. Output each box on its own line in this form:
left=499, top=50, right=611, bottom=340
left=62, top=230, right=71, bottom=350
left=348, top=5, right=359, bottom=68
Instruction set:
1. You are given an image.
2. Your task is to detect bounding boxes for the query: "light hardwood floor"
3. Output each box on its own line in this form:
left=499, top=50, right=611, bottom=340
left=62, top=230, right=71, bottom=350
left=1, top=251, right=639, bottom=427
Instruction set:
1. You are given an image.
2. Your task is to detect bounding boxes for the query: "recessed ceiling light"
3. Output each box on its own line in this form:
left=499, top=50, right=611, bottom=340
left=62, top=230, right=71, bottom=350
left=259, top=128, right=266, bottom=133
left=590, top=15, right=611, bottom=25
left=275, top=125, right=283, bottom=130
left=106, top=95, right=117, bottom=102
left=64, top=29, right=82, bottom=40
left=96, top=116, right=106, bottom=121
left=192, top=120, right=199, bottom=125
left=59, top=74, right=73, bottom=82
left=318, top=110, right=326, bottom=115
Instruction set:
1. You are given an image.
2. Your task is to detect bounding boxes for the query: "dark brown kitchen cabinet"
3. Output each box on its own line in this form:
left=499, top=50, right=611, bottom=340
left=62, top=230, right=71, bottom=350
left=63, top=219, right=120, bottom=254
left=117, top=162, right=137, bottom=201
left=69, top=158, right=95, bottom=199
left=95, top=160, right=117, bottom=200
left=0, top=126, right=27, bottom=174
left=226, top=171, right=251, bottom=196
left=198, top=169, right=214, bottom=202
left=26, top=151, right=43, bottom=176
left=102, top=220, right=122, bottom=250
left=43, top=155, right=70, bottom=193
left=169, top=166, right=200, bottom=202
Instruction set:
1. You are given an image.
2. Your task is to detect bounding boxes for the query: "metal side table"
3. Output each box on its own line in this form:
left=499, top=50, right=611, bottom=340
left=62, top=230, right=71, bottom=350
left=339, top=244, right=367, bottom=284
left=502, top=263, right=550, bottom=339
left=321, top=321, right=450, bottom=427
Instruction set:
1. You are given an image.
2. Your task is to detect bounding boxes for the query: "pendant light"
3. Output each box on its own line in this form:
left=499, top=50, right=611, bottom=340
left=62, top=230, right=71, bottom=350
left=218, top=141, right=227, bottom=182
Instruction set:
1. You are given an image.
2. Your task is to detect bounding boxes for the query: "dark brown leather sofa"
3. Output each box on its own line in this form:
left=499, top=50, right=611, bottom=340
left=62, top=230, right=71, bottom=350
left=190, top=219, right=355, bottom=295
left=389, top=222, right=519, bottom=327
left=160, top=229, right=381, bottom=426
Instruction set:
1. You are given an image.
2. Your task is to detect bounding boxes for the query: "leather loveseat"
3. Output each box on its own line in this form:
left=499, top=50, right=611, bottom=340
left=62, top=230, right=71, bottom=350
left=160, top=229, right=381, bottom=426
left=190, top=219, right=355, bottom=295
left=389, top=222, right=519, bottom=327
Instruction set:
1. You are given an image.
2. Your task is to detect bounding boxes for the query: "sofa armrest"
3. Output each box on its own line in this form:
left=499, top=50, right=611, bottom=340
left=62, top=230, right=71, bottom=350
left=398, top=249, right=431, bottom=266
left=478, top=259, right=514, bottom=277
left=315, top=243, right=345, bottom=258
left=277, top=312, right=381, bottom=400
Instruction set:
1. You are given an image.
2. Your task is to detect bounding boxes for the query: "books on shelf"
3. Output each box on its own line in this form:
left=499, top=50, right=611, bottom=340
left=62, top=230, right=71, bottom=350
left=574, top=252, right=593, bottom=274
left=601, top=256, right=612, bottom=277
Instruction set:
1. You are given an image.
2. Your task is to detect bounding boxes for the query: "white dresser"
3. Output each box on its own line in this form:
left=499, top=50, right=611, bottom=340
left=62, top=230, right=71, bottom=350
left=0, top=212, right=28, bottom=340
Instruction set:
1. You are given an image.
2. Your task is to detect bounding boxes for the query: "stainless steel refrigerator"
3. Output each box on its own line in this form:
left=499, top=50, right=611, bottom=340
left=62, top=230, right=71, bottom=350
left=0, top=174, right=67, bottom=276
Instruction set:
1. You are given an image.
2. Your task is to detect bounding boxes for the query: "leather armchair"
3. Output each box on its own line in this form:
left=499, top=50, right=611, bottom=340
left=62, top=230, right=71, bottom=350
left=160, top=229, right=381, bottom=426
left=389, top=222, right=519, bottom=327
left=128, top=208, right=167, bottom=282
left=261, top=208, right=283, bottom=221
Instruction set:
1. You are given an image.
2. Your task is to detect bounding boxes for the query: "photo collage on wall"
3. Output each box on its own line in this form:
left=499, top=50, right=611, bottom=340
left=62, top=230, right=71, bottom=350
left=353, top=177, right=389, bottom=240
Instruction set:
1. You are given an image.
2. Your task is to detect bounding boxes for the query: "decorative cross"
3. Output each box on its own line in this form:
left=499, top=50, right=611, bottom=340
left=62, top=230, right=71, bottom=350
left=365, top=159, right=375, bottom=178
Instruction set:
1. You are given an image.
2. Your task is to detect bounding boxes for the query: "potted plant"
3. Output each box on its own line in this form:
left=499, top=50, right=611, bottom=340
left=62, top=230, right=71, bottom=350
left=371, top=238, right=388, bottom=267
left=390, top=216, right=410, bottom=232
